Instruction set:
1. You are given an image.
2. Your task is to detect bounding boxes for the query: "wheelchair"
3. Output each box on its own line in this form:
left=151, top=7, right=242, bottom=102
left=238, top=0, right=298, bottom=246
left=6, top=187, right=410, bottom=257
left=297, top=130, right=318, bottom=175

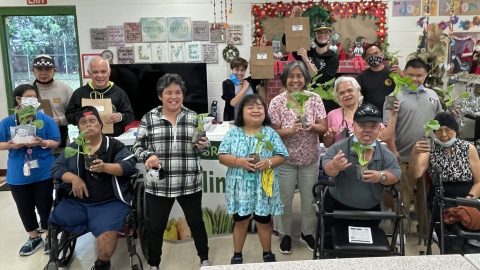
left=425, top=168, right=480, bottom=255
left=312, top=176, right=406, bottom=259
left=43, top=172, right=146, bottom=270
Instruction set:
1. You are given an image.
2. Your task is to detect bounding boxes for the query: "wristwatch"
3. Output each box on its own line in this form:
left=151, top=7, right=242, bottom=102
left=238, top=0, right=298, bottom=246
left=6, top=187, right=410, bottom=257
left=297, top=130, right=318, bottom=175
left=379, top=171, right=387, bottom=184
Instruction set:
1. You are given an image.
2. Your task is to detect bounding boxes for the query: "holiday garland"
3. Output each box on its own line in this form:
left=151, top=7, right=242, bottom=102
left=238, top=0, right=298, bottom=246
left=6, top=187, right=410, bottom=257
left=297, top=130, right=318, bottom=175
left=251, top=0, right=388, bottom=44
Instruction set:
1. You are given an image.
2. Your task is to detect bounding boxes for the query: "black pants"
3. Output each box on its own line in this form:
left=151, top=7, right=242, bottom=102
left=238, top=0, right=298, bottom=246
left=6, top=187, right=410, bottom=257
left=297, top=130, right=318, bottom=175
left=145, top=191, right=209, bottom=267
left=10, top=179, right=53, bottom=232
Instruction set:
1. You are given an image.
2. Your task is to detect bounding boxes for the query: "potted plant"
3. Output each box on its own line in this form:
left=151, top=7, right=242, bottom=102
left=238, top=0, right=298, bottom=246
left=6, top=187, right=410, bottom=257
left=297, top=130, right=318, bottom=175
left=286, top=91, right=313, bottom=128
left=64, top=131, right=97, bottom=170
left=434, top=84, right=470, bottom=110
left=11, top=105, right=44, bottom=144
left=351, top=140, right=374, bottom=181
left=384, top=73, right=417, bottom=110
left=193, top=113, right=210, bottom=144
left=249, top=131, right=274, bottom=166
left=423, top=119, right=440, bottom=146
left=307, top=75, right=337, bottom=103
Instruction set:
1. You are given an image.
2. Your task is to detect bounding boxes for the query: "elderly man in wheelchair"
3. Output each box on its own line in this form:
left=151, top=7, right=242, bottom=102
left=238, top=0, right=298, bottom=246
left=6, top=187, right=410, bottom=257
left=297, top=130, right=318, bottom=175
left=317, top=103, right=402, bottom=258
left=46, top=106, right=138, bottom=270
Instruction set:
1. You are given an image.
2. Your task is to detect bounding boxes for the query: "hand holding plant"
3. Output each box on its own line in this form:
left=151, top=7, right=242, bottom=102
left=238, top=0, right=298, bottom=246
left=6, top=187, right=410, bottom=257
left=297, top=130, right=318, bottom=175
left=423, top=119, right=440, bottom=139
left=352, top=141, right=374, bottom=181
left=385, top=73, right=417, bottom=110
left=64, top=131, right=91, bottom=158
left=287, top=91, right=313, bottom=128
left=193, top=113, right=210, bottom=144
left=434, top=84, right=470, bottom=109
left=248, top=131, right=274, bottom=166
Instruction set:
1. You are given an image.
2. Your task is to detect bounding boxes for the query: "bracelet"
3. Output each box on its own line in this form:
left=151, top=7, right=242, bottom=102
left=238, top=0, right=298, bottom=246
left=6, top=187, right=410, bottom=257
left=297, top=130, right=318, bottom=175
left=268, top=159, right=272, bottom=169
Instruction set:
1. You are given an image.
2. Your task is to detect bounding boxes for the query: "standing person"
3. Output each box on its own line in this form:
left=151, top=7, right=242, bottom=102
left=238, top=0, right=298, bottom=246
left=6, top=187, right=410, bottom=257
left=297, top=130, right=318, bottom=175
left=383, top=58, right=443, bottom=235
left=50, top=106, right=137, bottom=270
left=221, top=57, right=265, bottom=121
left=218, top=94, right=288, bottom=264
left=31, top=54, right=73, bottom=149
left=133, top=73, right=212, bottom=269
left=268, top=61, right=327, bottom=254
left=65, top=56, right=134, bottom=136
left=0, top=84, right=60, bottom=256
left=287, top=7, right=339, bottom=112
left=356, top=44, right=401, bottom=114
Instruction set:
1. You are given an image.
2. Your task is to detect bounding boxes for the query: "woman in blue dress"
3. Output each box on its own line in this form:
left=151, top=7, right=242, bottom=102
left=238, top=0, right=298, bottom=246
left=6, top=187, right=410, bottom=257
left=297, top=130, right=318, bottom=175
left=219, top=94, right=288, bottom=264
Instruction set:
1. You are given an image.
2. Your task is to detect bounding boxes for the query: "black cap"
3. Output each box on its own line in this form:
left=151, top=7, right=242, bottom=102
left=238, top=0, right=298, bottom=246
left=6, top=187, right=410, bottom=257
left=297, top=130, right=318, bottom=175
left=434, top=112, right=459, bottom=133
left=314, top=22, right=332, bottom=32
left=354, top=103, right=383, bottom=123
left=33, top=54, right=55, bottom=68
left=75, top=106, right=103, bottom=127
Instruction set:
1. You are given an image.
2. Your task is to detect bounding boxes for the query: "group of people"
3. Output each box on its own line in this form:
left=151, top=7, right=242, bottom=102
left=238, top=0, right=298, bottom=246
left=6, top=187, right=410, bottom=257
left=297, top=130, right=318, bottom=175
left=1, top=22, right=480, bottom=270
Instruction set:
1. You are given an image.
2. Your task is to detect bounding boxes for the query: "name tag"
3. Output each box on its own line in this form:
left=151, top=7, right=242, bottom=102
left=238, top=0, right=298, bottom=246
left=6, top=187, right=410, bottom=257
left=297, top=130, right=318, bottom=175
left=28, top=160, right=39, bottom=169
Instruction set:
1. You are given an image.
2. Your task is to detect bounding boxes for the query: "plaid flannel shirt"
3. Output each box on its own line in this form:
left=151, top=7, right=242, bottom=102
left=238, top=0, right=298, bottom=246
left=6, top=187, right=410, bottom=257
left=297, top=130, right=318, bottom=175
left=133, top=106, right=206, bottom=197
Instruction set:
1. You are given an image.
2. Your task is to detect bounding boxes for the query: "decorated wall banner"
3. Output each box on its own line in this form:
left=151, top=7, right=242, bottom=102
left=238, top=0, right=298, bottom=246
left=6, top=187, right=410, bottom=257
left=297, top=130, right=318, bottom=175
left=226, top=25, right=243, bottom=45
left=141, top=17, right=167, bottom=42
left=90, top=28, right=108, bottom=49
left=117, top=47, right=135, bottom=64
left=167, top=17, right=192, bottom=42
left=151, top=43, right=169, bottom=63
left=124, top=22, right=142, bottom=43
left=202, top=44, right=219, bottom=64
left=192, top=21, right=210, bottom=41
left=134, top=43, right=152, bottom=63
left=422, top=0, right=438, bottom=16
left=210, top=23, right=226, bottom=43
left=392, top=0, right=421, bottom=17
left=107, top=25, right=125, bottom=46
left=186, top=42, right=203, bottom=62
left=170, top=42, right=185, bottom=62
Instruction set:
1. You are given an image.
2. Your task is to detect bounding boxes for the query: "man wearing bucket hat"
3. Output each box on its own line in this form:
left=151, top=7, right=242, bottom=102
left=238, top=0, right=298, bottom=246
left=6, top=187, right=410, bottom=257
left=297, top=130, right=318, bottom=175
left=291, top=19, right=339, bottom=113
left=322, top=103, right=400, bottom=243
left=32, top=54, right=73, bottom=149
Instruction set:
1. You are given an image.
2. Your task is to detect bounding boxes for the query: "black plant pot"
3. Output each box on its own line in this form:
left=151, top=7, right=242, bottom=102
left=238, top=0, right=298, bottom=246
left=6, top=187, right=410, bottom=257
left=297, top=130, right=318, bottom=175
left=84, top=154, right=98, bottom=171
left=384, top=96, right=397, bottom=110
left=194, top=130, right=207, bottom=144
left=248, top=153, right=260, bottom=165
left=300, top=115, right=310, bottom=129
left=357, top=164, right=367, bottom=182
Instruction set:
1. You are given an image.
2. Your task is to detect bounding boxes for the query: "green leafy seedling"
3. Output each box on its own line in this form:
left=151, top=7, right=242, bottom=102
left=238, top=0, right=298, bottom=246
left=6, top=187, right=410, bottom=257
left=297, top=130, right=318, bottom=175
left=64, top=131, right=91, bottom=158
left=307, top=76, right=336, bottom=102
left=195, top=113, right=210, bottom=132
left=286, top=91, right=313, bottom=116
left=254, top=132, right=274, bottom=154
left=423, top=119, right=440, bottom=138
left=351, top=141, right=374, bottom=167
left=434, top=84, right=470, bottom=108
left=389, top=73, right=417, bottom=97
left=15, top=105, right=44, bottom=129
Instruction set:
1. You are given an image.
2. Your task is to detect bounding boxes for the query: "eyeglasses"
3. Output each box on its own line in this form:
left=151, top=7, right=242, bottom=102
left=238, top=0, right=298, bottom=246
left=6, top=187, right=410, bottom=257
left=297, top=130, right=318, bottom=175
left=78, top=118, right=98, bottom=126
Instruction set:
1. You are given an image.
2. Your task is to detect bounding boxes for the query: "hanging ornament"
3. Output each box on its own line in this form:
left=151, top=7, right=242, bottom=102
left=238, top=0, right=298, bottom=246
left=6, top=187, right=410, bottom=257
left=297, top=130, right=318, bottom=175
left=222, top=45, right=239, bottom=63
left=211, top=0, right=217, bottom=23
left=224, top=0, right=228, bottom=29
left=229, top=0, right=233, bottom=14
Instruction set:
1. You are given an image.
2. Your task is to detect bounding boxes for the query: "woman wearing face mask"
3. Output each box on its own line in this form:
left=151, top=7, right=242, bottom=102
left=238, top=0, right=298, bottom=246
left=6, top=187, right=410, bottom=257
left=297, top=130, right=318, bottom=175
left=409, top=112, right=480, bottom=252
left=222, top=57, right=265, bottom=121
left=323, top=76, right=398, bottom=148
left=0, top=84, right=60, bottom=256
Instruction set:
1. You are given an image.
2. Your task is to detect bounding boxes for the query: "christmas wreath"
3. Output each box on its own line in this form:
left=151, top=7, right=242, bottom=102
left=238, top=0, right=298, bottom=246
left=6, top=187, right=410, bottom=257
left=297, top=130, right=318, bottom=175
left=222, top=45, right=239, bottom=62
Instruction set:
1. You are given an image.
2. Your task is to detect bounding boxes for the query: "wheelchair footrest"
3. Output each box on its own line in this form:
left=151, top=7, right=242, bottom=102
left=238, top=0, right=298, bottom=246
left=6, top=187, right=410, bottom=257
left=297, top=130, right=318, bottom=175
left=331, top=226, right=391, bottom=256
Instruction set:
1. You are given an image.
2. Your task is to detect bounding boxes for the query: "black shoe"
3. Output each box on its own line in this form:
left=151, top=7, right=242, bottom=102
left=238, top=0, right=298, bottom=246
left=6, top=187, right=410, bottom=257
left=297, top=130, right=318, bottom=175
left=300, top=233, right=315, bottom=252
left=230, top=255, right=243, bottom=264
left=279, top=235, right=292, bottom=254
left=263, top=251, right=276, bottom=262
left=91, top=259, right=111, bottom=270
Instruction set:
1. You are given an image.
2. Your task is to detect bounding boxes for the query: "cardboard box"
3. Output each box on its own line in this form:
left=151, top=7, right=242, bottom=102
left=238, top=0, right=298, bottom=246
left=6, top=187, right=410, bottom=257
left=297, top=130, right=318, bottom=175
left=250, top=46, right=274, bottom=79
left=81, top=98, right=114, bottom=134
left=284, top=17, right=311, bottom=52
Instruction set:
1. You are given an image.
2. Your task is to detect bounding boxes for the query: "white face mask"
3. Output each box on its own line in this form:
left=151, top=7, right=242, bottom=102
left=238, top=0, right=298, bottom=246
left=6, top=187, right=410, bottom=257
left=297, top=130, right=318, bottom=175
left=434, top=136, right=457, bottom=148
left=352, top=135, right=376, bottom=148
left=20, top=97, right=40, bottom=109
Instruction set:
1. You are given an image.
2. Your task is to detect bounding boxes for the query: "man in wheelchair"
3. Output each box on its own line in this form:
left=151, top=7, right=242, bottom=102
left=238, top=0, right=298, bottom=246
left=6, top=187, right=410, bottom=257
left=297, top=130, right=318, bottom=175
left=321, top=103, right=401, bottom=255
left=49, top=106, right=138, bottom=270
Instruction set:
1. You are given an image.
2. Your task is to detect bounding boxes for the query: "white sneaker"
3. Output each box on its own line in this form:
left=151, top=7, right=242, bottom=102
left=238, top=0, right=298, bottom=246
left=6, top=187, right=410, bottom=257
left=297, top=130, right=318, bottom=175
left=148, top=266, right=158, bottom=270
left=200, top=260, right=213, bottom=267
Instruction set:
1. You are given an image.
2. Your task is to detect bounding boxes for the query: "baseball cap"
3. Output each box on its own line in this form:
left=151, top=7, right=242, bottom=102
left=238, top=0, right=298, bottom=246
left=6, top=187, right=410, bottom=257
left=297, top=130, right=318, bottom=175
left=354, top=103, right=383, bottom=123
left=314, top=22, right=332, bottom=32
left=33, top=54, right=55, bottom=68
left=75, top=106, right=103, bottom=127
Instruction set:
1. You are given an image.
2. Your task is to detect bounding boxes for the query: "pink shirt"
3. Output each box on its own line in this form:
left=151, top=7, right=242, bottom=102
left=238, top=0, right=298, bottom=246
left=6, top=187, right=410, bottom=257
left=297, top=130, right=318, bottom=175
left=268, top=91, right=327, bottom=165
left=327, top=107, right=385, bottom=143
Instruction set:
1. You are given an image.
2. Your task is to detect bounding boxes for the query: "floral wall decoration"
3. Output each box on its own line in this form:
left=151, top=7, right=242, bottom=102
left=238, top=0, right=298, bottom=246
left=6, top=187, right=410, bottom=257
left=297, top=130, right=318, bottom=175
left=251, top=0, right=388, bottom=45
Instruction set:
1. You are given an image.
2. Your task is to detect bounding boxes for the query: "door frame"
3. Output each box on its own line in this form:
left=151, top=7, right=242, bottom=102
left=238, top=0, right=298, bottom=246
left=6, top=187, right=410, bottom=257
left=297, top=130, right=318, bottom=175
left=0, top=6, right=81, bottom=110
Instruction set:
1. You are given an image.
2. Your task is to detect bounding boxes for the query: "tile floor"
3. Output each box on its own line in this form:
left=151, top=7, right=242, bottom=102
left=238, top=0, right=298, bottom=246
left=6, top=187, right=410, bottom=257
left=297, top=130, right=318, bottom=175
left=0, top=190, right=437, bottom=270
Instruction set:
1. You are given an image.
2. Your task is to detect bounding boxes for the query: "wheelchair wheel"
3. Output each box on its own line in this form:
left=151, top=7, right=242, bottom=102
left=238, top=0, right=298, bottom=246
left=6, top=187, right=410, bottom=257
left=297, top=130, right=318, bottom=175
left=50, top=228, right=77, bottom=267
left=135, top=181, right=148, bottom=260
left=43, top=261, right=58, bottom=270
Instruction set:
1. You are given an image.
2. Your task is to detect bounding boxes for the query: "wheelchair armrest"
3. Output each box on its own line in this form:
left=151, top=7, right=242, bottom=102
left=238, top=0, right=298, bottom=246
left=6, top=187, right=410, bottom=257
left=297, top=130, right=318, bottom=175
left=312, top=179, right=335, bottom=198
left=453, top=197, right=480, bottom=209
left=331, top=210, right=400, bottom=220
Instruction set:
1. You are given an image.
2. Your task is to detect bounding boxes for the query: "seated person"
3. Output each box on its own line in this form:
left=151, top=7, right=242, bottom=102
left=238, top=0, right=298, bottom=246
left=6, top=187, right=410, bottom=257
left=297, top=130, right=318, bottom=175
left=50, top=106, right=137, bottom=270
left=409, top=112, right=480, bottom=253
left=222, top=57, right=265, bottom=121
left=322, top=103, right=401, bottom=236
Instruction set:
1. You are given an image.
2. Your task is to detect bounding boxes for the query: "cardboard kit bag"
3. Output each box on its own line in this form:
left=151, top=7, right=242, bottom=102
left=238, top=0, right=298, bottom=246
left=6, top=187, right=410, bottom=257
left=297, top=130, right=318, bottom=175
left=250, top=46, right=274, bottom=79
left=81, top=98, right=114, bottom=134
left=284, top=17, right=310, bottom=52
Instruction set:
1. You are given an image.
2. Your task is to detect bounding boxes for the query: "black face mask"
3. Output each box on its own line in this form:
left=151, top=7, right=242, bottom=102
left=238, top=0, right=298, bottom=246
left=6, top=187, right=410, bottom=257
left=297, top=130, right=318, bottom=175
left=314, top=38, right=329, bottom=48
left=34, top=78, right=54, bottom=85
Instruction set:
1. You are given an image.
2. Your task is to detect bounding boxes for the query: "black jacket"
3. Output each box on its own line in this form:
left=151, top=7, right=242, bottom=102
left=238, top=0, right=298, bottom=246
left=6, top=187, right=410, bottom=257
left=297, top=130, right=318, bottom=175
left=66, top=83, right=135, bottom=136
left=221, top=77, right=260, bottom=121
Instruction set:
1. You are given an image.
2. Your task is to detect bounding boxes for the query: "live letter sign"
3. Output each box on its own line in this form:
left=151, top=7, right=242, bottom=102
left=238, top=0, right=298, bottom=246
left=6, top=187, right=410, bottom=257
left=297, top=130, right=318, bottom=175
left=27, top=0, right=48, bottom=5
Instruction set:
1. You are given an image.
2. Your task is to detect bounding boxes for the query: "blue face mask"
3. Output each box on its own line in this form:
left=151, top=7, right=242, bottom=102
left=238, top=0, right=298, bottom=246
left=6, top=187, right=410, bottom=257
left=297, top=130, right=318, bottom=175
left=416, top=85, right=425, bottom=92
left=229, top=74, right=241, bottom=86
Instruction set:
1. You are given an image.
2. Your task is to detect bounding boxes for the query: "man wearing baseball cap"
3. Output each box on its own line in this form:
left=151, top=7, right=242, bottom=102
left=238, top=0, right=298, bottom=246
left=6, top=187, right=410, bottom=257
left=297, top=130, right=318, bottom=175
left=322, top=103, right=400, bottom=245
left=32, top=54, right=73, bottom=149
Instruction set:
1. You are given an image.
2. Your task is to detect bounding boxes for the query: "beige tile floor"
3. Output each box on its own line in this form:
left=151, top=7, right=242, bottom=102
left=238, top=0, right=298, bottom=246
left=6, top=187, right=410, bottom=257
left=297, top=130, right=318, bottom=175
left=0, top=190, right=436, bottom=270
